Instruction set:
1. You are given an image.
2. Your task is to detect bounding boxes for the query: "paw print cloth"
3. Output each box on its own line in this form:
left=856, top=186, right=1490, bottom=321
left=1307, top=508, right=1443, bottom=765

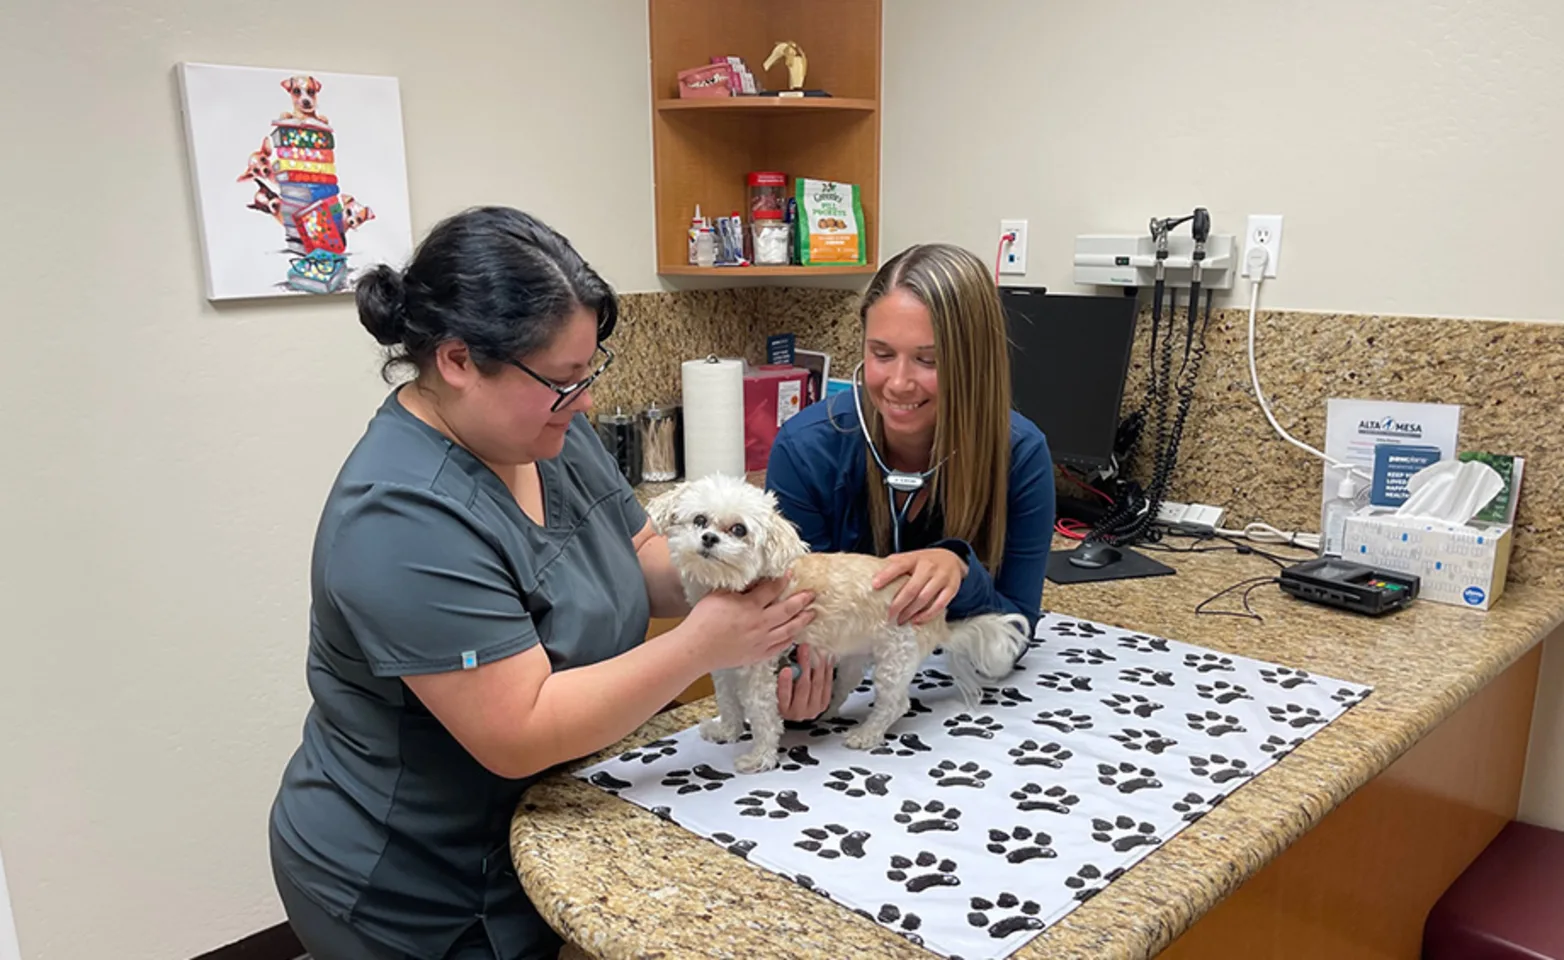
left=575, top=612, right=1372, bottom=959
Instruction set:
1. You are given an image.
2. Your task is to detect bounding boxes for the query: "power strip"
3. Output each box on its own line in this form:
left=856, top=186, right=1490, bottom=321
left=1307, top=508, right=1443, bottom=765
left=1155, top=501, right=1227, bottom=533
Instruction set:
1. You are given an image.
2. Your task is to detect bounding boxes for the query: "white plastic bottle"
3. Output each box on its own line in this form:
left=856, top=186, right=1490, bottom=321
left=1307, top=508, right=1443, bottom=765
left=1320, top=473, right=1363, bottom=557
left=694, top=225, right=717, bottom=268
left=687, top=205, right=704, bottom=264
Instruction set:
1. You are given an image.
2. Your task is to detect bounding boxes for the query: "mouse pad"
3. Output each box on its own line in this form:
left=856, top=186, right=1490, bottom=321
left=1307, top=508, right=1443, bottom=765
left=1046, top=546, right=1175, bottom=585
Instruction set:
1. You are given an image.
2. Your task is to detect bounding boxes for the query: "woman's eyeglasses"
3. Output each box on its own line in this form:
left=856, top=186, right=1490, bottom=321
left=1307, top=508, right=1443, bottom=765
left=505, top=343, right=615, bottom=412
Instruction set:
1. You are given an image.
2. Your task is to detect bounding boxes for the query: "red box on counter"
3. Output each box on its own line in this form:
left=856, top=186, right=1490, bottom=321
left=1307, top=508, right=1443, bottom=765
left=744, top=365, right=812, bottom=472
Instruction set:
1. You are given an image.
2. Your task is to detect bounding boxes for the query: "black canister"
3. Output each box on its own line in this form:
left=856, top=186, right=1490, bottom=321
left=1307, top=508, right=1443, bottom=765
left=595, top=408, right=643, bottom=486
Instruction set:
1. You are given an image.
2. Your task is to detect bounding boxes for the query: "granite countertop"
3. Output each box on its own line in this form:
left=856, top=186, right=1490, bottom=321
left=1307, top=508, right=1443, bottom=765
left=511, top=540, right=1564, bottom=959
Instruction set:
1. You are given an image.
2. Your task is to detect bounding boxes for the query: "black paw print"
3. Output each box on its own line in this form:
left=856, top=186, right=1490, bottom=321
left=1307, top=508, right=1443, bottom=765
left=1036, top=671, right=1093, bottom=692
left=780, top=745, right=820, bottom=771
left=1090, top=815, right=1162, bottom=852
left=1332, top=686, right=1369, bottom=707
left=943, top=713, right=1004, bottom=738
left=900, top=697, right=934, bottom=719
left=619, top=738, right=678, bottom=763
left=1184, top=653, right=1235, bottom=674
left=1260, top=734, right=1304, bottom=757
left=869, top=904, right=924, bottom=946
left=979, top=686, right=1035, bottom=707
left=1118, top=634, right=1171, bottom=654
left=887, top=851, right=961, bottom=892
left=1101, top=693, right=1164, bottom=718
left=1189, top=754, right=1253, bottom=784
left=1048, top=619, right=1105, bottom=638
left=587, top=771, right=630, bottom=793
left=895, top=799, right=962, bottom=834
left=1008, top=740, right=1073, bottom=769
left=794, top=823, right=870, bottom=859
left=824, top=767, right=891, bottom=798
left=1011, top=782, right=1080, bottom=815
left=790, top=873, right=830, bottom=898
left=710, top=832, right=755, bottom=859
left=1260, top=666, right=1316, bottom=689
left=985, top=825, right=1056, bottom=864
left=1110, top=728, right=1177, bottom=754
left=1195, top=680, right=1253, bottom=704
left=1120, top=666, right=1175, bottom=688
left=928, top=759, right=992, bottom=788
left=1032, top=708, right=1093, bottom=733
left=1060, top=647, right=1117, bottom=665
left=1267, top=704, right=1325, bottom=729
left=1064, top=863, right=1124, bottom=902
left=913, top=669, right=956, bottom=692
left=808, top=715, right=858, bottom=738
left=1097, top=761, right=1163, bottom=794
left=1185, top=710, right=1247, bottom=737
left=659, top=765, right=734, bottom=795
left=969, top=893, right=1047, bottom=938
left=734, top=789, right=809, bottom=818
left=870, top=733, right=934, bottom=757
left=1171, top=791, right=1225, bottom=823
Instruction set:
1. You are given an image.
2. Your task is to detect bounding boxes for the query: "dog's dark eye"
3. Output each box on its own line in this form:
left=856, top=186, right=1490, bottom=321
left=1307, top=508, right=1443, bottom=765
left=729, top=523, right=747, bottom=538
left=692, top=514, right=707, bottom=528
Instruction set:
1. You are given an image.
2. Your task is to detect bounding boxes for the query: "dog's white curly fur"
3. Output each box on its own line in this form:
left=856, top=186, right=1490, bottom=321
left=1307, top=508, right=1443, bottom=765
left=647, top=473, right=1030, bottom=774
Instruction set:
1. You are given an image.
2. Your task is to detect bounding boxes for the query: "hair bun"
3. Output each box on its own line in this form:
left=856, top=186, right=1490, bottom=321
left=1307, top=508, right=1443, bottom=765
left=356, top=264, right=409, bottom=346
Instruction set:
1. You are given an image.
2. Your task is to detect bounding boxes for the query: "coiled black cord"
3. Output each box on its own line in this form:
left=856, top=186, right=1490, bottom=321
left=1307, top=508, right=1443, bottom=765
left=1089, top=286, right=1214, bottom=545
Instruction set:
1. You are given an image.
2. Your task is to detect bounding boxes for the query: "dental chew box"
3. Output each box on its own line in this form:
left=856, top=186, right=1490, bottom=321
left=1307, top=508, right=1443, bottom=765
left=1341, top=514, right=1512, bottom=610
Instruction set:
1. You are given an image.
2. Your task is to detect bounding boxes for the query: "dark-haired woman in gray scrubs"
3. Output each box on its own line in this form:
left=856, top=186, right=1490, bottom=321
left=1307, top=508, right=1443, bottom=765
left=268, top=207, right=816, bottom=960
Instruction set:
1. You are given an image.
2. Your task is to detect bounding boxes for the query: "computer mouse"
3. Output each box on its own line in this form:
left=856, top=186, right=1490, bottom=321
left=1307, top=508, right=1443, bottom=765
left=1067, top=543, right=1123, bottom=569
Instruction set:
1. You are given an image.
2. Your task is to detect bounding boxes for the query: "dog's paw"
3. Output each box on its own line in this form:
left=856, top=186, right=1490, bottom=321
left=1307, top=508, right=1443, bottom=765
left=734, top=751, right=779, bottom=774
left=843, top=727, right=888, bottom=751
left=700, top=718, right=744, bottom=744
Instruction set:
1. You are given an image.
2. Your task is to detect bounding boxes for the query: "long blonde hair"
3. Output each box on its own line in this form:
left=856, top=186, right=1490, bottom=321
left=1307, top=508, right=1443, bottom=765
left=861, top=244, right=1013, bottom=572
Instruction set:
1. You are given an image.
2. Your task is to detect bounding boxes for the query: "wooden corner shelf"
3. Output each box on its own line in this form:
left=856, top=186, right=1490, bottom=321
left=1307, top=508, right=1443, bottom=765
left=648, top=0, right=883, bottom=280
left=657, top=264, right=878, bottom=278
left=655, top=97, right=878, bottom=114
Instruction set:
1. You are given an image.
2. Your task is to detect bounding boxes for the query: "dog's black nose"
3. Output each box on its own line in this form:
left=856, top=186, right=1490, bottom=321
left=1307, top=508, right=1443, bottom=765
left=701, top=532, right=720, bottom=548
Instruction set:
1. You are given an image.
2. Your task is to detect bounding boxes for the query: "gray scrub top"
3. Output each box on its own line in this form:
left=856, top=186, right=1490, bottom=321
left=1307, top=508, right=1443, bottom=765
left=270, top=390, right=651, bottom=959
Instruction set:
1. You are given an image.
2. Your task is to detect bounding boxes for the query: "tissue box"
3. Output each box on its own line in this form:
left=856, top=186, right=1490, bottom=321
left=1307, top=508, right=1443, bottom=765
left=1341, top=513, right=1513, bottom=610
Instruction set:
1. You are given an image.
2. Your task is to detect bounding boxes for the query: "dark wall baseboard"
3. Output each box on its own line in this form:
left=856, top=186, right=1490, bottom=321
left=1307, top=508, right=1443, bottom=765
left=192, top=922, right=304, bottom=960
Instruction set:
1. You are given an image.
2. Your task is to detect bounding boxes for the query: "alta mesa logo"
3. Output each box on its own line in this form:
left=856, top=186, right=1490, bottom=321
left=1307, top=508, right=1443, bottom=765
left=1358, top=414, right=1424, bottom=439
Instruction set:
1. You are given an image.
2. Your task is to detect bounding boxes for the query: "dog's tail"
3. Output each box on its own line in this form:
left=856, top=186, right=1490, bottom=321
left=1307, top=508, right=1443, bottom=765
left=944, top=613, right=1031, bottom=706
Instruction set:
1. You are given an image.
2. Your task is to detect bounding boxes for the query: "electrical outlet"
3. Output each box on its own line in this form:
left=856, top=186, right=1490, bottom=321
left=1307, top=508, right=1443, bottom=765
left=999, top=219, right=1027, bottom=275
left=1242, top=214, right=1283, bottom=278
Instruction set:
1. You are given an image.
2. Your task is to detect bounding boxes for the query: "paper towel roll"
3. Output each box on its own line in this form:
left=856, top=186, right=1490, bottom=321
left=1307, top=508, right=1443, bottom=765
left=681, top=355, right=746, bottom=479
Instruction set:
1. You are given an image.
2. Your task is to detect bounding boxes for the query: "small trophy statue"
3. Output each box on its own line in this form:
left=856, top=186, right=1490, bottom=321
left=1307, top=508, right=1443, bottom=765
left=761, top=41, right=828, bottom=97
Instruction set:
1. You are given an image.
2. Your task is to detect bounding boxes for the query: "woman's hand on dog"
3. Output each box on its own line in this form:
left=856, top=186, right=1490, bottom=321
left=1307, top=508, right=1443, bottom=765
left=686, top=573, right=816, bottom=672
left=777, top=644, right=835, bottom=722
left=873, top=548, right=968, bottom=626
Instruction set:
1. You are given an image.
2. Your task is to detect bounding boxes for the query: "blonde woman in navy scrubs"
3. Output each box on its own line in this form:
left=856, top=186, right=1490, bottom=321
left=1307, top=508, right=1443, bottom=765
left=268, top=207, right=816, bottom=960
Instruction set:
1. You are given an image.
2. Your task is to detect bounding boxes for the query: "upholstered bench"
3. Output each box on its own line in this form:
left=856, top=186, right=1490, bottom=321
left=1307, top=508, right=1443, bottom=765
left=1423, top=820, right=1564, bottom=959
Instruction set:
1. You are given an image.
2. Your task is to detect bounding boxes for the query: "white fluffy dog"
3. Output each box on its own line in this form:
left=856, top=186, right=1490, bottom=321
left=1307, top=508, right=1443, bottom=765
left=647, top=473, right=1030, bottom=774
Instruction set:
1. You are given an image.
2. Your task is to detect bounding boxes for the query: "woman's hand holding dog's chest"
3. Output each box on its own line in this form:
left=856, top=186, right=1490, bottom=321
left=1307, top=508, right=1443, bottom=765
left=872, top=549, right=968, bottom=626
left=680, top=572, right=817, bottom=672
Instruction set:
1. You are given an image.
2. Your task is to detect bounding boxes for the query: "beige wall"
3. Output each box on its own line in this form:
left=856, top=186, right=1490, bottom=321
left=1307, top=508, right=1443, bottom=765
left=0, top=2, right=653, bottom=958
left=881, top=0, right=1564, bottom=322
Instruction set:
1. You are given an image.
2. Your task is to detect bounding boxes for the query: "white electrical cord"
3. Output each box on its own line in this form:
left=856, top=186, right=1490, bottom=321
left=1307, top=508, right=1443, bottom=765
left=1216, top=522, right=1321, bottom=552
left=1246, top=248, right=1371, bottom=483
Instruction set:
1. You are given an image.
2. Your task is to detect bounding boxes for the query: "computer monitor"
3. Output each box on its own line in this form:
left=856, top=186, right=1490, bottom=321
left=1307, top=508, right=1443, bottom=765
left=1002, top=287, right=1139, bottom=473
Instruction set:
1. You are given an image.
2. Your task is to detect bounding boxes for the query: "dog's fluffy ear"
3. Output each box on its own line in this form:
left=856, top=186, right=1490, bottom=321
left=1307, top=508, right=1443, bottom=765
left=306, top=76, right=321, bottom=94
left=758, top=507, right=808, bottom=577
left=645, top=486, right=682, bottom=535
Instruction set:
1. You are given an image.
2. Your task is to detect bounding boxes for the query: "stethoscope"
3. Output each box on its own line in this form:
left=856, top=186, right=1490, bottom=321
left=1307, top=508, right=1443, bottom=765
left=851, top=361, right=950, bottom=553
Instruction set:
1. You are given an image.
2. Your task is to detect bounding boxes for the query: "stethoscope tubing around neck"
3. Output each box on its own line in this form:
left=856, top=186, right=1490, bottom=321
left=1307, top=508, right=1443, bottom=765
left=851, top=361, right=949, bottom=554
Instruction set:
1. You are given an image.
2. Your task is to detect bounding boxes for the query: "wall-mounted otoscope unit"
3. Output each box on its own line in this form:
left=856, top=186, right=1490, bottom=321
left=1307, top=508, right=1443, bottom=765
left=1073, top=220, right=1236, bottom=290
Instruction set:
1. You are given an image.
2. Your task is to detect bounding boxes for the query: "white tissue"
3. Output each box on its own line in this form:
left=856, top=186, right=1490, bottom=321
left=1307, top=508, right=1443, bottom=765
left=680, top=356, right=746, bottom=480
left=1394, top=459, right=1506, bottom=524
